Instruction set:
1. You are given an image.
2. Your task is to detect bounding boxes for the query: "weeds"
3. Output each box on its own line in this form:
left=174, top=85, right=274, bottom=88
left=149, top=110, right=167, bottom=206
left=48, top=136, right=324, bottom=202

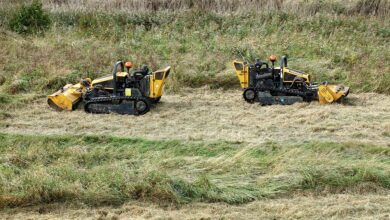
left=0, top=9, right=388, bottom=95
left=8, top=1, right=51, bottom=35
left=0, top=0, right=389, bottom=211
left=0, top=133, right=389, bottom=207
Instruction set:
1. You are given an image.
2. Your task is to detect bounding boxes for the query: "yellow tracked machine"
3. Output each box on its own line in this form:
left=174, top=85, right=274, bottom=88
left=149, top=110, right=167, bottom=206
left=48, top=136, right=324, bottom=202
left=48, top=61, right=170, bottom=115
left=233, top=55, right=349, bottom=105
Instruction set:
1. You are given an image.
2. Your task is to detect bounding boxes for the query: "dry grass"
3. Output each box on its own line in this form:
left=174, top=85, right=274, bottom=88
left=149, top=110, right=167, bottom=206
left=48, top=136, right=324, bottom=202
left=2, top=131, right=390, bottom=208
left=1, top=89, right=390, bottom=145
left=1, top=194, right=390, bottom=219
left=0, top=1, right=389, bottom=218
left=0, top=4, right=389, bottom=94
left=1, top=0, right=389, bottom=16
left=1, top=90, right=390, bottom=217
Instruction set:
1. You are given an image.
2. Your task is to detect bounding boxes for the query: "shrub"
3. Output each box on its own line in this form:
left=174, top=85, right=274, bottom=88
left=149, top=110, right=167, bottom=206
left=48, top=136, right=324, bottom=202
left=9, top=1, right=51, bottom=35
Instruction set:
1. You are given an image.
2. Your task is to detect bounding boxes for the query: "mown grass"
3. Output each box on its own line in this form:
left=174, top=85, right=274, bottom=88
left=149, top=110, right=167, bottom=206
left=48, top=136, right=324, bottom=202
left=0, top=133, right=389, bottom=208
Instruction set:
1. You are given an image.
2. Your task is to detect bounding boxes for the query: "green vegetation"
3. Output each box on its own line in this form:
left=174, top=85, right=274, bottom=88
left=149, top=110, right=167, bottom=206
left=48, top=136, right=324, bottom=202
left=0, top=133, right=389, bottom=207
left=8, top=1, right=51, bottom=35
left=0, top=0, right=389, bottom=211
left=0, top=1, right=389, bottom=97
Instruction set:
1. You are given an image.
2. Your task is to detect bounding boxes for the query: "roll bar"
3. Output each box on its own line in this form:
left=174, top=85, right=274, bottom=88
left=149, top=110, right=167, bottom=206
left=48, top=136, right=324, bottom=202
left=279, top=55, right=288, bottom=88
left=280, top=55, right=288, bottom=68
left=112, top=61, right=125, bottom=96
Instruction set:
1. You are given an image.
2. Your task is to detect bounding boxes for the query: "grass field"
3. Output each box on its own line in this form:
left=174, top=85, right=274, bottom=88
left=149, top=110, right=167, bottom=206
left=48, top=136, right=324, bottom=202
left=3, top=132, right=388, bottom=206
left=0, top=0, right=390, bottom=219
left=0, top=1, right=389, bottom=95
left=1, top=89, right=390, bottom=219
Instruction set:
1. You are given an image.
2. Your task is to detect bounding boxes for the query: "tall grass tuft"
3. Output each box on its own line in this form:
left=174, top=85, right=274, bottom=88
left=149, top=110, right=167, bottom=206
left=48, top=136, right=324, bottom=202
left=41, top=0, right=390, bottom=16
left=0, top=1, right=389, bottom=95
left=9, top=1, right=51, bottom=35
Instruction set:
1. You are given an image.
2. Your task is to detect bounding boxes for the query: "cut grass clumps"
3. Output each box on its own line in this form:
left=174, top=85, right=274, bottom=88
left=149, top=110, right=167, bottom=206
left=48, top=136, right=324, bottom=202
left=0, top=133, right=389, bottom=207
left=300, top=166, right=390, bottom=190
left=0, top=111, right=11, bottom=120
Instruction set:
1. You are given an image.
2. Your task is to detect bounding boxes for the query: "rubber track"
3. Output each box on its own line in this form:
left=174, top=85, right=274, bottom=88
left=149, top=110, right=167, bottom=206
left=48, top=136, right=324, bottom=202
left=257, top=85, right=317, bottom=100
left=84, top=96, right=150, bottom=114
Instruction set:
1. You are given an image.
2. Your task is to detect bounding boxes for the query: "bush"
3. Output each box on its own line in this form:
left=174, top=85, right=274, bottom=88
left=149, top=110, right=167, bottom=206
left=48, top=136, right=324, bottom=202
left=9, top=1, right=51, bottom=35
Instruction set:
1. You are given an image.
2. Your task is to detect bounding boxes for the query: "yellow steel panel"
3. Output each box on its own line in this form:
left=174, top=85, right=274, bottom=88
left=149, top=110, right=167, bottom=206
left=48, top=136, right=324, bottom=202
left=125, top=88, right=131, bottom=96
left=233, top=61, right=249, bottom=89
left=149, top=66, right=170, bottom=98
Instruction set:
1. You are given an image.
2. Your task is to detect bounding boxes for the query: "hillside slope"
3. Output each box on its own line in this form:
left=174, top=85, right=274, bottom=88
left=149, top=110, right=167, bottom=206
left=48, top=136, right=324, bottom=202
left=0, top=1, right=390, bottom=219
left=0, top=1, right=389, bottom=96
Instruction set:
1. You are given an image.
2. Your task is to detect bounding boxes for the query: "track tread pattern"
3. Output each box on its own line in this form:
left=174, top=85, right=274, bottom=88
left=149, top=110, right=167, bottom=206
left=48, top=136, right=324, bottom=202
left=256, top=85, right=317, bottom=100
left=84, top=96, right=150, bottom=115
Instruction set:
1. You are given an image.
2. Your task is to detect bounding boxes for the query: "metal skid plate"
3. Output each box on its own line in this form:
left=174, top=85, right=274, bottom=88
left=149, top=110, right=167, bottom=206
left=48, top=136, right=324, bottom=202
left=257, top=91, right=303, bottom=105
left=86, top=100, right=136, bottom=114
